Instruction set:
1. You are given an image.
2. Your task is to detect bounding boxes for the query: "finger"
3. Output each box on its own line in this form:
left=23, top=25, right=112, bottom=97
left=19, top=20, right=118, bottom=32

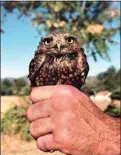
left=27, top=102, right=50, bottom=122
left=30, top=117, right=53, bottom=139
left=36, top=134, right=59, bottom=152
left=30, top=86, right=56, bottom=103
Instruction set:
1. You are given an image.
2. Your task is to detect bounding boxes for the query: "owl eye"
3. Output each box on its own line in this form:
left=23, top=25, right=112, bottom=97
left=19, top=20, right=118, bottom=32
left=66, top=36, right=76, bottom=44
left=43, top=37, right=53, bottom=45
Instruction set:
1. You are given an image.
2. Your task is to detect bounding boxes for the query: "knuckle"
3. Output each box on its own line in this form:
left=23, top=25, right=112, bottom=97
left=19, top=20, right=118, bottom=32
left=30, top=122, right=37, bottom=137
left=63, top=149, right=70, bottom=155
left=27, top=106, right=34, bottom=122
left=29, top=87, right=39, bottom=102
left=36, top=138, right=43, bottom=150
left=60, top=148, right=70, bottom=155
left=36, top=139, right=40, bottom=149
left=36, top=138, right=48, bottom=152
left=29, top=90, right=36, bottom=102
left=55, top=132, right=70, bottom=146
left=57, top=85, right=75, bottom=97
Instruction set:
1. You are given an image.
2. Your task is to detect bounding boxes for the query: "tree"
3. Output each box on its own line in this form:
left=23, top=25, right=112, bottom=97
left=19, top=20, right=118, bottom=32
left=82, top=66, right=120, bottom=94
left=14, top=78, right=28, bottom=95
left=1, top=78, right=14, bottom=95
left=97, top=66, right=117, bottom=91
left=114, top=68, right=120, bottom=90
left=103, top=66, right=117, bottom=91
left=1, top=1, right=120, bottom=61
left=2, top=78, right=13, bottom=88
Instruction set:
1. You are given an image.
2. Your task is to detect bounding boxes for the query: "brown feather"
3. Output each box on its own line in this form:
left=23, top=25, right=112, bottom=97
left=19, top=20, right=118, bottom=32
left=28, top=32, right=89, bottom=89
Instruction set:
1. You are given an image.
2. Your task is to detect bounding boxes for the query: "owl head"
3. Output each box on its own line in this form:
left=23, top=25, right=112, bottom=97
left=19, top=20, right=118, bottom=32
left=37, top=31, right=82, bottom=56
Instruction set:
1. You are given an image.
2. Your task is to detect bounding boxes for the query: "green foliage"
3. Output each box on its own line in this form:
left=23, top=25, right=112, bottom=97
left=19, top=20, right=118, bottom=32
left=97, top=66, right=120, bottom=91
left=1, top=99, right=33, bottom=141
left=83, top=66, right=120, bottom=93
left=111, top=88, right=121, bottom=100
left=20, top=123, right=32, bottom=141
left=14, top=78, right=29, bottom=95
left=1, top=78, right=13, bottom=95
left=1, top=1, right=120, bottom=61
left=104, top=104, right=121, bottom=118
left=2, top=78, right=13, bottom=87
left=1, top=77, right=30, bottom=96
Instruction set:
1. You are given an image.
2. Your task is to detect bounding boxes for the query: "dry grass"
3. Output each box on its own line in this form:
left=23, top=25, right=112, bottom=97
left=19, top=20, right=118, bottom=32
left=1, top=96, right=29, bottom=117
left=1, top=135, right=64, bottom=155
left=111, top=100, right=120, bottom=108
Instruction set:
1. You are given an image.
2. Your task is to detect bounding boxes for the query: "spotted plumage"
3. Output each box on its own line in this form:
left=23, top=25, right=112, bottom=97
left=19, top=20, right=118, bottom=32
left=28, top=31, right=89, bottom=89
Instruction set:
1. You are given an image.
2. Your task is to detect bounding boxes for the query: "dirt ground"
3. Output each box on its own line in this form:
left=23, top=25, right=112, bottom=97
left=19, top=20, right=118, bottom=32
left=1, top=135, right=64, bottom=155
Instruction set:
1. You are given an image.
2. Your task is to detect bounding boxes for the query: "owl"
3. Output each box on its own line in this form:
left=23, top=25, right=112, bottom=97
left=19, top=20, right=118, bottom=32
left=28, top=31, right=89, bottom=90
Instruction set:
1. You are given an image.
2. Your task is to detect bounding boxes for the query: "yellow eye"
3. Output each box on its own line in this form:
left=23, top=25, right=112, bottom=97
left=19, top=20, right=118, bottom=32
left=66, top=36, right=76, bottom=44
left=43, top=37, right=53, bottom=45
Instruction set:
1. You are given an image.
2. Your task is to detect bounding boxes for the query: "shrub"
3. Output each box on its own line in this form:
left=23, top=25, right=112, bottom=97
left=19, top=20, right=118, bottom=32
left=1, top=99, right=33, bottom=141
left=111, top=88, right=121, bottom=100
left=104, top=104, right=121, bottom=118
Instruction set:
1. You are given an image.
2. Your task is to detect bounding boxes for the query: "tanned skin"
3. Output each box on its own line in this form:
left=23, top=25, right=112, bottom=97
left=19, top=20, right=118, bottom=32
left=27, top=85, right=120, bottom=155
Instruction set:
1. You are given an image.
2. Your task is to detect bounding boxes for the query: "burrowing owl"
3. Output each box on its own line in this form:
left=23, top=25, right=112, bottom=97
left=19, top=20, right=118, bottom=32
left=28, top=31, right=89, bottom=89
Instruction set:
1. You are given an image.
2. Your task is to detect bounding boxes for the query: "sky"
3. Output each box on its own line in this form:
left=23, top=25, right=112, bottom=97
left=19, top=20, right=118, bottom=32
left=1, top=3, right=120, bottom=78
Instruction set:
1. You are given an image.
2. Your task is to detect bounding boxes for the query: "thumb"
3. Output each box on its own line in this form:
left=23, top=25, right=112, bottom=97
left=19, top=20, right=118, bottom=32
left=30, top=86, right=56, bottom=103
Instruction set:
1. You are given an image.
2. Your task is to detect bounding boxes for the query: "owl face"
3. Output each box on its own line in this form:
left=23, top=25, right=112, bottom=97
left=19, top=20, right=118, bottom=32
left=39, top=32, right=81, bottom=55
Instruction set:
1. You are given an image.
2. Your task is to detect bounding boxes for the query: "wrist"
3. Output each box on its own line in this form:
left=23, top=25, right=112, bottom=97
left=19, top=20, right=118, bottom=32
left=95, top=116, right=120, bottom=155
left=95, top=137, right=120, bottom=155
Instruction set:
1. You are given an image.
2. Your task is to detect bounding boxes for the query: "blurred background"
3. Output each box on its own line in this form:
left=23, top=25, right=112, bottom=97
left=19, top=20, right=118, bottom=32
left=1, top=1, right=120, bottom=155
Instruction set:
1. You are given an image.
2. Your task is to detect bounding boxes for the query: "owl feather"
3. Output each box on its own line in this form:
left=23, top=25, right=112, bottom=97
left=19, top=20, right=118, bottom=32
left=28, top=31, right=89, bottom=89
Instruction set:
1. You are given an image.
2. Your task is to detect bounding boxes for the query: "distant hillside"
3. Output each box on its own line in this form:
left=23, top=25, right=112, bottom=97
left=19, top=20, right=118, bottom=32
left=1, top=76, right=30, bottom=96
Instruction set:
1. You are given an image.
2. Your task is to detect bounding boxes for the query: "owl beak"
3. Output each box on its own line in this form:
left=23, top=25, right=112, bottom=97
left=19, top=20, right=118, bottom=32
left=57, top=43, right=61, bottom=51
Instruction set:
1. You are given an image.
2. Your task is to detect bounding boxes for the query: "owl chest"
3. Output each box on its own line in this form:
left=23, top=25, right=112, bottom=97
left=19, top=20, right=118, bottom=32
left=35, top=57, right=81, bottom=86
left=43, top=57, right=77, bottom=75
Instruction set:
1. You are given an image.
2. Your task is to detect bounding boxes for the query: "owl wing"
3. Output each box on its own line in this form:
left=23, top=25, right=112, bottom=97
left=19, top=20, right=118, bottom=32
left=77, top=48, right=89, bottom=80
left=28, top=54, right=46, bottom=85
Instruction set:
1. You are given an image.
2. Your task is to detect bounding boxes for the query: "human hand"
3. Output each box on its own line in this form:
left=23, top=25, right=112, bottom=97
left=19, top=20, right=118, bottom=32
left=27, top=85, right=120, bottom=155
